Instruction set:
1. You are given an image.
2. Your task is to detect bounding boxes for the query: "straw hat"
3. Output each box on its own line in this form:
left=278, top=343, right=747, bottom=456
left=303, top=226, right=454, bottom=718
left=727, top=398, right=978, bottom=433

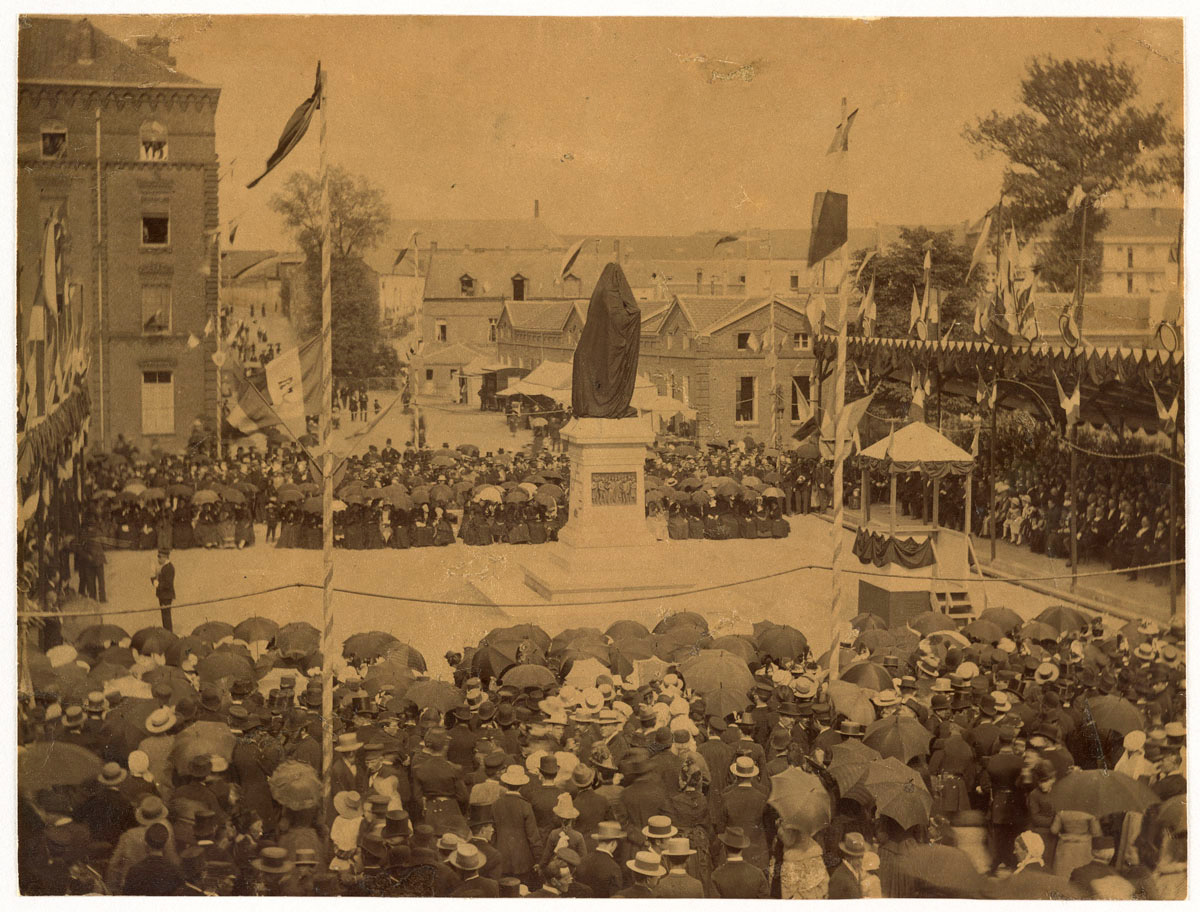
left=660, top=836, right=696, bottom=857
left=144, top=707, right=176, bottom=734
left=552, top=793, right=580, bottom=820
left=642, top=816, right=677, bottom=840
left=500, top=765, right=530, bottom=787
left=626, top=850, right=666, bottom=878
left=334, top=790, right=362, bottom=819
left=730, top=756, right=759, bottom=778
left=97, top=762, right=127, bottom=787
left=448, top=843, right=486, bottom=871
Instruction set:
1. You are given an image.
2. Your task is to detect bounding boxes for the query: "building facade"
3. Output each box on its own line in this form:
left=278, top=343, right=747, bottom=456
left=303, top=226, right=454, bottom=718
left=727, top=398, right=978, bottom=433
left=18, top=17, right=221, bottom=453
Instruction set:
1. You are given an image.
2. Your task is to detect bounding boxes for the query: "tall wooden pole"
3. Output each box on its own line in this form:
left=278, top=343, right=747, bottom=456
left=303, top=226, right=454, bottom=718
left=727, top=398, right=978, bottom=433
left=1068, top=194, right=1090, bottom=592
left=94, top=108, right=105, bottom=450
left=989, top=365, right=998, bottom=561
left=829, top=266, right=850, bottom=682
left=1168, top=419, right=1178, bottom=620
left=215, top=231, right=224, bottom=460
left=318, top=69, right=336, bottom=820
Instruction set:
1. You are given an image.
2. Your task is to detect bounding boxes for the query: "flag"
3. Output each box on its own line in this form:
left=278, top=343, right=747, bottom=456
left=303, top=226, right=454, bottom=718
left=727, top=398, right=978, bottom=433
left=225, top=336, right=323, bottom=438
left=970, top=426, right=980, bottom=457
left=228, top=221, right=239, bottom=245
left=713, top=234, right=740, bottom=250
left=246, top=62, right=323, bottom=189
left=853, top=363, right=871, bottom=392
left=909, top=285, right=921, bottom=333
left=746, top=331, right=761, bottom=352
left=805, top=293, right=826, bottom=336
left=884, top=421, right=896, bottom=459
left=860, top=273, right=876, bottom=335
left=829, top=391, right=875, bottom=457
left=966, top=208, right=994, bottom=281
left=559, top=236, right=589, bottom=281
left=792, top=379, right=812, bottom=425
left=807, top=191, right=848, bottom=268
left=976, top=372, right=996, bottom=408
left=1053, top=372, right=1081, bottom=427
left=1151, top=383, right=1178, bottom=436
left=826, top=105, right=859, bottom=154
left=909, top=371, right=928, bottom=422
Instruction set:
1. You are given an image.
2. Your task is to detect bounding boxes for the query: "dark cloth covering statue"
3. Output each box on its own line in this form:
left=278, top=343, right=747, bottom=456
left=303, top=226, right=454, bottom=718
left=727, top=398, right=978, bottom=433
left=572, top=262, right=641, bottom=418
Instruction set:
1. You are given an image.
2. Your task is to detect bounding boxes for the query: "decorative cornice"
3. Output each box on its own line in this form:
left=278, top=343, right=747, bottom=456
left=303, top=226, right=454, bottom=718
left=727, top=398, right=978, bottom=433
left=19, top=83, right=220, bottom=115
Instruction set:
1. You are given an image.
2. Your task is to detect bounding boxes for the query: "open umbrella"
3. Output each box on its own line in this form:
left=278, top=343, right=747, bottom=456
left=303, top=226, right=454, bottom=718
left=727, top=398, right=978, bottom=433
left=537, top=483, right=564, bottom=499
left=1018, top=620, right=1059, bottom=642
left=191, top=620, right=236, bottom=645
left=704, top=685, right=750, bottom=719
left=405, top=679, right=463, bottom=711
left=1049, top=769, right=1159, bottom=816
left=343, top=631, right=400, bottom=664
left=817, top=646, right=859, bottom=670
left=708, top=635, right=757, bottom=664
left=142, top=665, right=197, bottom=703
left=857, top=757, right=932, bottom=829
left=86, top=661, right=131, bottom=691
left=979, top=606, right=1022, bottom=632
left=379, top=643, right=427, bottom=673
left=826, top=740, right=882, bottom=793
left=768, top=767, right=831, bottom=834
left=275, top=622, right=320, bottom=660
left=679, top=650, right=754, bottom=696
left=172, top=720, right=236, bottom=773
left=990, top=871, right=1085, bottom=900
left=840, top=661, right=895, bottom=692
left=196, top=650, right=255, bottom=684
left=474, top=486, right=503, bottom=503
left=561, top=640, right=613, bottom=666
left=234, top=617, right=279, bottom=644
left=165, top=635, right=212, bottom=669
left=484, top=624, right=551, bottom=652
left=864, top=715, right=933, bottom=763
left=908, top=612, right=958, bottom=637
left=962, top=619, right=1005, bottom=644
left=456, top=443, right=480, bottom=456
left=193, top=489, right=219, bottom=505
left=501, top=664, right=557, bottom=690
left=269, top=760, right=323, bottom=810
left=18, top=742, right=103, bottom=793
left=550, top=627, right=607, bottom=655
left=430, top=453, right=457, bottom=468
left=564, top=657, right=610, bottom=690
left=1080, top=694, right=1145, bottom=735
left=471, top=644, right=519, bottom=680
left=654, top=611, right=709, bottom=635
left=1036, top=604, right=1089, bottom=636
left=131, top=626, right=178, bottom=657
left=167, top=483, right=194, bottom=498
left=827, top=679, right=878, bottom=727
left=75, top=624, right=129, bottom=653
left=278, top=488, right=304, bottom=503
left=851, top=613, right=888, bottom=632
left=756, top=625, right=808, bottom=661
left=902, top=844, right=987, bottom=898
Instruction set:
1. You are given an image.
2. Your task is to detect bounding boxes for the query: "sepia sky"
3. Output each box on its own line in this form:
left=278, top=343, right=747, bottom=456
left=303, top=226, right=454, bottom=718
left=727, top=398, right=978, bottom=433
left=90, top=15, right=1184, bottom=252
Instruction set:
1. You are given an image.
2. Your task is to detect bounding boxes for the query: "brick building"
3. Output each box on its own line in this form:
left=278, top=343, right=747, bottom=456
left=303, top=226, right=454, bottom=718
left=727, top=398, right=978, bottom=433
left=17, top=17, right=221, bottom=453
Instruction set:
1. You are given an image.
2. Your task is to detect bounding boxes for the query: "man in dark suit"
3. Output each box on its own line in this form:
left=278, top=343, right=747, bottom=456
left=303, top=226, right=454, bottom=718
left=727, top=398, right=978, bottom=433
left=466, top=800, right=503, bottom=880
left=617, top=748, right=674, bottom=848
left=718, top=757, right=770, bottom=871
left=1069, top=836, right=1119, bottom=890
left=448, top=843, right=498, bottom=897
left=521, top=753, right=567, bottom=841
left=616, top=850, right=665, bottom=898
left=575, top=821, right=626, bottom=897
left=76, top=762, right=138, bottom=845
left=827, top=832, right=866, bottom=899
left=491, top=766, right=542, bottom=880
left=123, top=823, right=185, bottom=895
left=151, top=549, right=176, bottom=631
left=982, top=727, right=1026, bottom=870
left=229, top=707, right=278, bottom=832
left=711, top=827, right=769, bottom=898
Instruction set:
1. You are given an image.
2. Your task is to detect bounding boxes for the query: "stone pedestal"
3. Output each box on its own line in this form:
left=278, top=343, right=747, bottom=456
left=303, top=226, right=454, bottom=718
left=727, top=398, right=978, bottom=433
left=520, top=416, right=694, bottom=603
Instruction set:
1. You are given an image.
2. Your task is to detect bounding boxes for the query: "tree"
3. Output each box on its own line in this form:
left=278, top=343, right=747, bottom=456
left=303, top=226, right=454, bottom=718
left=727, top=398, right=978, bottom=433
left=270, top=165, right=391, bottom=259
left=964, top=54, right=1181, bottom=293
left=850, top=227, right=987, bottom=339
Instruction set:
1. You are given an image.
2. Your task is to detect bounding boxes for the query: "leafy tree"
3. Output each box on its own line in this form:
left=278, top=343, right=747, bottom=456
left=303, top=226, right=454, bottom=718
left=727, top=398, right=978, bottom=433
left=301, top=255, right=399, bottom=381
left=270, top=165, right=391, bottom=259
left=850, top=226, right=986, bottom=339
left=964, top=54, right=1180, bottom=293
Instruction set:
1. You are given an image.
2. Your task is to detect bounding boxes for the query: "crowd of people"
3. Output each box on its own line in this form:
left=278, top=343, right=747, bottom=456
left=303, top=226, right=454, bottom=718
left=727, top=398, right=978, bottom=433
left=17, top=604, right=1186, bottom=897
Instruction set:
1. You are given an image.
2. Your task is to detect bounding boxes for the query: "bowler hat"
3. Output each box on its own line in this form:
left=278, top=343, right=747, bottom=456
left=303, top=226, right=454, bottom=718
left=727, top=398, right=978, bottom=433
left=839, top=832, right=867, bottom=857
left=592, top=820, right=626, bottom=842
left=718, top=826, right=750, bottom=849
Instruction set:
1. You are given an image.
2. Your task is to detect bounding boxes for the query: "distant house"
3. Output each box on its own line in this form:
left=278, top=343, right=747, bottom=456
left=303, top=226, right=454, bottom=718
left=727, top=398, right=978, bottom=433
left=221, top=249, right=304, bottom=317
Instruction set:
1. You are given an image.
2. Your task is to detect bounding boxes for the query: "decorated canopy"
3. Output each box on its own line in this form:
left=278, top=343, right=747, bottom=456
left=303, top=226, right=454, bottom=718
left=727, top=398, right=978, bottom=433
left=858, top=420, right=974, bottom=476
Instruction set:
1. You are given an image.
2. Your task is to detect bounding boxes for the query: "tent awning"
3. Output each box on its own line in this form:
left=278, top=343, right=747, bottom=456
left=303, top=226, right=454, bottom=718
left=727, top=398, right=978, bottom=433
left=858, top=420, right=975, bottom=476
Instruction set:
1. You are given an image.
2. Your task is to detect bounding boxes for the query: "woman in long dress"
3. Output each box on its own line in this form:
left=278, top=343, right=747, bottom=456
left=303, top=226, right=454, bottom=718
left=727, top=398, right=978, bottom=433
left=669, top=756, right=715, bottom=894
left=1050, top=808, right=1101, bottom=877
left=777, top=824, right=828, bottom=899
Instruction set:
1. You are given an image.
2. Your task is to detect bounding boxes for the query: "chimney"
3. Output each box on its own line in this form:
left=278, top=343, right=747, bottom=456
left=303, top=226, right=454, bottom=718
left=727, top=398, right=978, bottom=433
left=75, top=19, right=96, bottom=65
left=533, top=199, right=540, bottom=219
left=613, top=239, right=621, bottom=263
left=135, top=35, right=176, bottom=67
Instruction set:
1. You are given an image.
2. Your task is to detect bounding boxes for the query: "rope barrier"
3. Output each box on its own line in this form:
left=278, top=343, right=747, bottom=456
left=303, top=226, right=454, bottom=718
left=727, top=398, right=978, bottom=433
left=16, top=557, right=1184, bottom=618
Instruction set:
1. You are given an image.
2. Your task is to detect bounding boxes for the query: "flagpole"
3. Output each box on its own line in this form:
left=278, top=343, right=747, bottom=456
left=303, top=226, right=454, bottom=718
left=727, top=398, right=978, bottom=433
left=215, top=230, right=224, bottom=461
left=317, top=67, right=336, bottom=823
left=94, top=107, right=106, bottom=450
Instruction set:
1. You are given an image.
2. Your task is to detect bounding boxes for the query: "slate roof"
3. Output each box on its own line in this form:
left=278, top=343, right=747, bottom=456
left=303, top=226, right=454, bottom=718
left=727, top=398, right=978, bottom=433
left=1101, top=207, right=1182, bottom=239
left=19, top=16, right=208, bottom=86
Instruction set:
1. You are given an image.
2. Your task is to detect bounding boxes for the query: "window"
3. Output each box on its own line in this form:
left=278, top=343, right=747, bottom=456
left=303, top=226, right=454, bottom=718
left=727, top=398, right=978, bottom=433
left=1127, top=273, right=1135, bottom=294
left=790, top=376, right=812, bottom=421
left=460, top=274, right=475, bottom=296
left=696, top=270, right=703, bottom=292
left=141, top=285, right=171, bottom=334
left=793, top=331, right=810, bottom=350
left=738, top=274, right=747, bottom=285
left=436, top=320, right=448, bottom=342
left=1127, top=247, right=1135, bottom=269
left=665, top=333, right=673, bottom=350
left=139, top=121, right=168, bottom=161
left=141, top=371, right=174, bottom=435
left=710, top=275, right=720, bottom=294
left=511, top=274, right=526, bottom=301
left=488, top=318, right=498, bottom=343
left=142, top=215, right=169, bottom=246
left=41, top=127, right=67, bottom=160
left=735, top=376, right=757, bottom=423
left=425, top=368, right=434, bottom=381
left=736, top=332, right=751, bottom=350
left=790, top=272, right=800, bottom=291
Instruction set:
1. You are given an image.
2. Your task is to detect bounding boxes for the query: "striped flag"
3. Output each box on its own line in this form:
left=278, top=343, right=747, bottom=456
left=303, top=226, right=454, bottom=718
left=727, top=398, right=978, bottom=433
left=966, top=207, right=994, bottom=280
left=1053, top=372, right=1081, bottom=427
left=909, top=285, right=921, bottom=334
left=246, top=62, right=323, bottom=189
left=1151, top=383, right=1178, bottom=436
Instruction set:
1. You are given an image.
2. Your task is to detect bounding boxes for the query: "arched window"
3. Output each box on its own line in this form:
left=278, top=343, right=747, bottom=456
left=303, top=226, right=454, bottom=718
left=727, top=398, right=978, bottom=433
left=139, top=121, right=168, bottom=162
left=460, top=274, right=475, bottom=297
left=511, top=274, right=527, bottom=301
left=40, top=121, right=67, bottom=160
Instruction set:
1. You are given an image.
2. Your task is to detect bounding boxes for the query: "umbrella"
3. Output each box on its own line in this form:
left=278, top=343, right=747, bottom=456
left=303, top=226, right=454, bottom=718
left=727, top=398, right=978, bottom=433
left=474, top=486, right=503, bottom=503
left=430, top=453, right=456, bottom=468
left=1157, top=793, right=1186, bottom=832
left=708, top=635, right=757, bottom=664
left=87, top=648, right=132, bottom=674
left=275, top=622, right=320, bottom=660
left=757, top=625, right=808, bottom=661
left=278, top=488, right=304, bottom=503
left=86, top=661, right=130, bottom=690
left=1081, top=694, right=1145, bottom=735
left=679, top=650, right=754, bottom=696
left=1018, top=620, right=1059, bottom=642
left=564, top=657, right=610, bottom=689
left=165, top=635, right=212, bottom=669
left=234, top=617, right=279, bottom=644
left=851, top=613, right=888, bottom=632
left=962, top=619, right=1004, bottom=644
left=166, top=483, right=194, bottom=498
left=75, top=623, right=129, bottom=653
left=456, top=443, right=480, bottom=456
left=501, top=664, right=557, bottom=690
left=190, top=620, right=236, bottom=645
left=172, top=720, right=236, bottom=773
left=504, top=489, right=529, bottom=504
left=561, top=640, right=613, bottom=666
left=675, top=444, right=699, bottom=457
left=761, top=487, right=785, bottom=499
left=301, top=496, right=324, bottom=513
left=537, top=483, right=564, bottom=499
left=990, top=871, right=1085, bottom=900
left=653, top=612, right=709, bottom=635
left=1049, top=769, right=1159, bottom=815
left=979, top=606, right=1022, bottom=632
left=429, top=483, right=454, bottom=502
left=817, top=646, right=859, bottom=670
left=768, top=767, right=831, bottom=834
left=221, top=488, right=247, bottom=504
left=628, top=656, right=671, bottom=689
left=193, top=489, right=219, bottom=505
left=342, top=631, right=400, bottom=664
left=1036, top=604, right=1089, bottom=636
left=855, top=629, right=911, bottom=656
left=123, top=481, right=147, bottom=496
left=840, top=661, right=895, bottom=692
left=826, top=740, right=882, bottom=793
left=471, top=644, right=519, bottom=680
left=484, top=624, right=551, bottom=652
left=131, top=626, right=178, bottom=656
left=857, top=757, right=933, bottom=829
left=827, top=679, right=878, bottom=727
left=921, top=630, right=969, bottom=650
left=379, top=642, right=427, bottom=673
left=550, top=627, right=607, bottom=655
left=142, top=665, right=197, bottom=703
left=196, top=650, right=255, bottom=684
left=902, top=844, right=987, bottom=898
left=269, top=760, right=323, bottom=810
left=864, top=715, right=933, bottom=762
left=908, top=612, right=958, bottom=637
left=18, top=742, right=102, bottom=793
left=405, top=679, right=463, bottom=711
left=105, top=675, right=154, bottom=699
left=704, top=685, right=750, bottom=719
